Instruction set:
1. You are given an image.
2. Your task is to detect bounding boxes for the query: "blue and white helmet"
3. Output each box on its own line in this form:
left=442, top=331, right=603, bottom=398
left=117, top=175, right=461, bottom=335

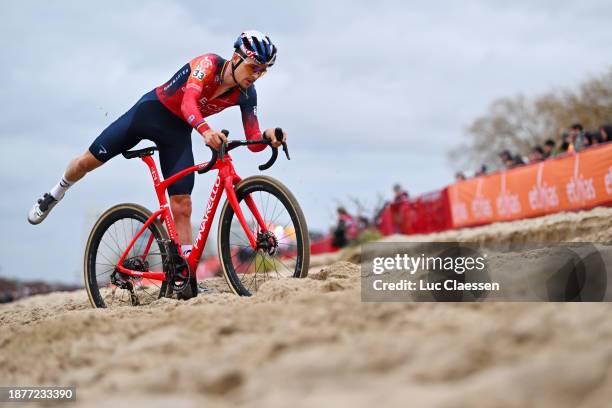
left=233, top=30, right=277, bottom=67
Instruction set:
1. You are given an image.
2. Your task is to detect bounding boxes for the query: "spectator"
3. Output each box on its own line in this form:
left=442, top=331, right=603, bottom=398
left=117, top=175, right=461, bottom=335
left=600, top=124, right=612, bottom=143
left=543, top=139, right=556, bottom=159
left=390, top=184, right=409, bottom=233
left=392, top=184, right=409, bottom=204
left=568, top=123, right=585, bottom=152
left=455, top=171, right=466, bottom=182
left=584, top=131, right=602, bottom=148
left=357, top=216, right=370, bottom=231
left=498, top=150, right=523, bottom=169
left=332, top=207, right=357, bottom=248
left=499, top=149, right=512, bottom=164
left=475, top=164, right=487, bottom=176
left=513, top=154, right=525, bottom=167
left=555, top=131, right=571, bottom=155
left=528, top=145, right=544, bottom=163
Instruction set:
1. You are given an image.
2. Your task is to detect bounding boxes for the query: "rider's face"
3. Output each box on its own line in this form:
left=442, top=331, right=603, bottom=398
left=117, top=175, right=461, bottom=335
left=233, top=54, right=267, bottom=88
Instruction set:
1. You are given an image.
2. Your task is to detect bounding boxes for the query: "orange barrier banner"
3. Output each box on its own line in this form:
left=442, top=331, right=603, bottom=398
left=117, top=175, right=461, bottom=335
left=449, top=143, right=612, bottom=228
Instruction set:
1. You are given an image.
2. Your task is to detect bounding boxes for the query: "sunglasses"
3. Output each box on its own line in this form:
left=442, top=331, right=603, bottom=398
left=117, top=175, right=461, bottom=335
left=240, top=56, right=268, bottom=76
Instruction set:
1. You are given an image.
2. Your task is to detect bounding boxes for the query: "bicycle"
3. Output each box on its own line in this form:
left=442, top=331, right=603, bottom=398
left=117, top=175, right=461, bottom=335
left=83, top=129, right=310, bottom=308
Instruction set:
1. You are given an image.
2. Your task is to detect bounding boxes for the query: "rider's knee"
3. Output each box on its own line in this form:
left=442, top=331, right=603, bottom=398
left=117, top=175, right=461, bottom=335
left=170, top=195, right=192, bottom=219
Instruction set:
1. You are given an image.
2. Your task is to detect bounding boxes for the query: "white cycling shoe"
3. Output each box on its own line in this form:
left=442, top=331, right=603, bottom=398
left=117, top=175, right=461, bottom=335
left=28, top=193, right=60, bottom=225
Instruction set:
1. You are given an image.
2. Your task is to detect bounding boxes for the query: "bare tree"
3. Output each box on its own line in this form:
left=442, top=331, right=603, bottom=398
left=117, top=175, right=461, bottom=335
left=449, top=68, right=612, bottom=171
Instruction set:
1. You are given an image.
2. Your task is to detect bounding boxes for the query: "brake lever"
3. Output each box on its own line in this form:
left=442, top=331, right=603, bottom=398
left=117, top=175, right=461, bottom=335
left=219, top=129, right=229, bottom=161
left=282, top=142, right=290, bottom=160
left=273, top=127, right=290, bottom=160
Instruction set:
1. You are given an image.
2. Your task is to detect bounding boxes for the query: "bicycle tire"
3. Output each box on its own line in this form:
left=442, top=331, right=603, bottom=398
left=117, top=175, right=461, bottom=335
left=217, top=176, right=310, bottom=296
left=83, top=203, right=169, bottom=308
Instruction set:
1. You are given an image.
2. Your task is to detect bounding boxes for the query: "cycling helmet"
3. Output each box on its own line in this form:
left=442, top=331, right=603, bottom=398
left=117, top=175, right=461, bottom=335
left=233, top=30, right=277, bottom=67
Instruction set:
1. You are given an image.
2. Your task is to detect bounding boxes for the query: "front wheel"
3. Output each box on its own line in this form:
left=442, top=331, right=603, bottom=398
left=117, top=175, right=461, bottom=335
left=218, top=176, right=310, bottom=296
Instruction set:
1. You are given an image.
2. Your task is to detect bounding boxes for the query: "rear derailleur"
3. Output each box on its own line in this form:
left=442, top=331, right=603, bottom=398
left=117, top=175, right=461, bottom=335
left=110, top=257, right=149, bottom=306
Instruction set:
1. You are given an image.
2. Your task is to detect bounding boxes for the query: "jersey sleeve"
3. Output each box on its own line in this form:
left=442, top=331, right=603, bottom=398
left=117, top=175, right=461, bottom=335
left=240, top=86, right=266, bottom=152
left=180, top=55, right=216, bottom=135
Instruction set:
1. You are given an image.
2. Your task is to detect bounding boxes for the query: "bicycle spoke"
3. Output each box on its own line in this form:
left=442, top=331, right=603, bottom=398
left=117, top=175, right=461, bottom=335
left=229, top=243, right=252, bottom=249
left=135, top=284, right=157, bottom=302
left=240, top=251, right=257, bottom=274
left=250, top=256, right=259, bottom=291
left=145, top=279, right=162, bottom=290
left=220, top=180, right=307, bottom=296
left=280, top=219, right=294, bottom=233
left=96, top=246, right=120, bottom=267
left=124, top=219, right=133, bottom=259
left=125, top=218, right=134, bottom=256
left=89, top=211, right=169, bottom=309
left=247, top=258, right=258, bottom=275
left=119, top=220, right=129, bottom=254
left=230, top=229, right=251, bottom=247
left=264, top=252, right=282, bottom=280
left=136, top=229, right=151, bottom=257
left=275, top=256, right=295, bottom=276
left=100, top=235, right=122, bottom=260
left=111, top=222, right=123, bottom=256
left=269, top=205, right=288, bottom=230
left=106, top=222, right=121, bottom=254
left=259, top=191, right=266, bottom=223
left=95, top=267, right=114, bottom=277
left=268, top=194, right=280, bottom=226
left=95, top=262, right=118, bottom=268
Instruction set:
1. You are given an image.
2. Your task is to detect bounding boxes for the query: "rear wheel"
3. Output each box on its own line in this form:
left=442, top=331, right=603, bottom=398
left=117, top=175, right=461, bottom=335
left=218, top=176, right=310, bottom=296
left=83, top=203, right=169, bottom=308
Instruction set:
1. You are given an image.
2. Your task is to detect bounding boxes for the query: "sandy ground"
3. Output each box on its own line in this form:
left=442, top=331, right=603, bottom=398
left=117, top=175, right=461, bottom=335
left=2, top=207, right=612, bottom=407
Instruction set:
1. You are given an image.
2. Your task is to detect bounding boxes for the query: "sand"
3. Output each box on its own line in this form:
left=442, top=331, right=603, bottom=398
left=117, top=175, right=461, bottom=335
left=2, top=207, right=612, bottom=407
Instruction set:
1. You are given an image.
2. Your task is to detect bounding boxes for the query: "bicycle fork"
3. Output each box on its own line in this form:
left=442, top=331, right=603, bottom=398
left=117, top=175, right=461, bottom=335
left=223, top=177, right=269, bottom=248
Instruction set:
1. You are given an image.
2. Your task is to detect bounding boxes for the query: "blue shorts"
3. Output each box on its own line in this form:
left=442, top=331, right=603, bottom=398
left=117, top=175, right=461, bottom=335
left=89, top=90, right=194, bottom=196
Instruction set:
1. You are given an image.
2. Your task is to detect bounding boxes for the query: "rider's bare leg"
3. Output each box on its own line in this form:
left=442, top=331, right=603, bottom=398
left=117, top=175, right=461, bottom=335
left=170, top=195, right=193, bottom=245
left=64, top=150, right=104, bottom=182
left=28, top=150, right=104, bottom=225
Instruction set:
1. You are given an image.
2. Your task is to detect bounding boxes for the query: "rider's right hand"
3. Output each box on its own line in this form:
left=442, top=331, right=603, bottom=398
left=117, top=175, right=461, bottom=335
left=203, top=129, right=228, bottom=150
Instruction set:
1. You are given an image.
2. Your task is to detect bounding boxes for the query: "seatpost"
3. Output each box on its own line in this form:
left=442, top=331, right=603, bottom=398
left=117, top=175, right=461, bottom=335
left=142, top=155, right=162, bottom=186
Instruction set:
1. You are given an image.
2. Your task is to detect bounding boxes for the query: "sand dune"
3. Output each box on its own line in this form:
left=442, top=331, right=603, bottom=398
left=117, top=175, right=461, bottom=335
left=2, top=207, right=612, bottom=407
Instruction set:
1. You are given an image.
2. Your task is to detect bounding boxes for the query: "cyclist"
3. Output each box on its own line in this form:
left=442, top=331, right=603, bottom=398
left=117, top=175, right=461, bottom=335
left=28, top=30, right=286, bottom=254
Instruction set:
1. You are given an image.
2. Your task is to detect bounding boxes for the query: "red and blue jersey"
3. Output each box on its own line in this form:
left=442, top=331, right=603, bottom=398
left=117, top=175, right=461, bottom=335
left=155, top=53, right=264, bottom=152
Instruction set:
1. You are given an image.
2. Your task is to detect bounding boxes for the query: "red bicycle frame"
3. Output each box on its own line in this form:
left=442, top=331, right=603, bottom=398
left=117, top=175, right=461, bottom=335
left=114, top=153, right=269, bottom=282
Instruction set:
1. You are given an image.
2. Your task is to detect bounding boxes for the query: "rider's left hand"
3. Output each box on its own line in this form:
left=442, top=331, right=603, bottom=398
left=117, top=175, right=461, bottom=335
left=264, top=128, right=287, bottom=148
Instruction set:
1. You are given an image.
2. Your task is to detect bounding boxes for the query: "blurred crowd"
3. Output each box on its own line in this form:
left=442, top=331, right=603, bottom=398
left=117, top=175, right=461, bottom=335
left=0, top=277, right=80, bottom=303
left=331, top=184, right=408, bottom=248
left=328, top=123, right=612, bottom=248
left=455, top=123, right=612, bottom=181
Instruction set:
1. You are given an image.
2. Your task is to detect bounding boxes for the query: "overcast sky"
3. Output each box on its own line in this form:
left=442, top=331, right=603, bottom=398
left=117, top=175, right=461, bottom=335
left=1, top=0, right=610, bottom=283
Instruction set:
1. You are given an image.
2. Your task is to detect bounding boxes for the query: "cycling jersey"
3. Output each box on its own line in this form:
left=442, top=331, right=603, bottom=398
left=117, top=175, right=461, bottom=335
left=155, top=53, right=265, bottom=152
left=88, top=53, right=269, bottom=196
